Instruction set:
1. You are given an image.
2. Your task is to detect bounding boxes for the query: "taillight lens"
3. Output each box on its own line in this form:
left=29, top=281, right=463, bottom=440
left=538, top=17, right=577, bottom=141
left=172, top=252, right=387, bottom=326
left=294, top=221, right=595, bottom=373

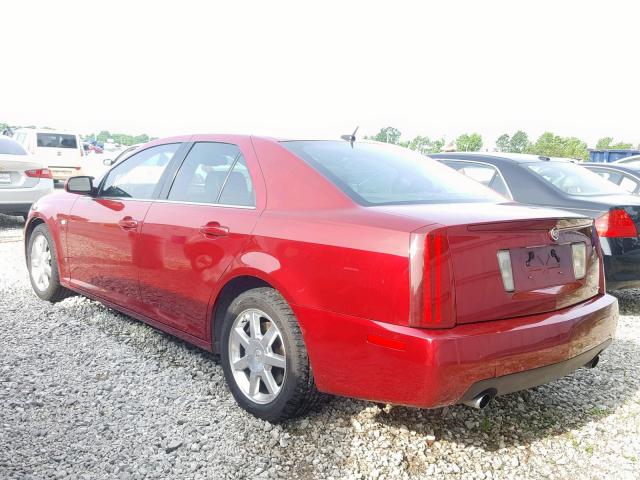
left=24, top=168, right=53, bottom=179
left=409, top=227, right=455, bottom=328
left=496, top=250, right=515, bottom=292
left=595, top=209, right=637, bottom=238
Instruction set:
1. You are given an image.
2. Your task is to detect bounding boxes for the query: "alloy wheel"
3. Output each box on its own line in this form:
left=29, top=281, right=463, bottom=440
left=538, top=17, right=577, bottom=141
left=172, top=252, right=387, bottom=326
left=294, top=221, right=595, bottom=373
left=30, top=234, right=51, bottom=292
left=228, top=308, right=287, bottom=404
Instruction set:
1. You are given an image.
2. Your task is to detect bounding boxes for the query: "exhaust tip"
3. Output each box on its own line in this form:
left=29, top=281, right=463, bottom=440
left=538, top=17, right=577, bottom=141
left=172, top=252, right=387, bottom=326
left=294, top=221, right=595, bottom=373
left=585, top=355, right=600, bottom=369
left=462, top=389, right=496, bottom=410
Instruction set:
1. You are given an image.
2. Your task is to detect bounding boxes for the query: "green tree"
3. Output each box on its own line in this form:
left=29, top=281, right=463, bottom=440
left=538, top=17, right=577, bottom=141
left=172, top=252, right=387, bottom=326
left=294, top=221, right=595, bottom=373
left=596, top=137, right=613, bottom=150
left=527, top=132, right=588, bottom=160
left=509, top=130, right=530, bottom=153
left=496, top=134, right=510, bottom=152
left=368, top=126, right=402, bottom=144
left=406, top=135, right=446, bottom=154
left=596, top=136, right=632, bottom=150
left=96, top=130, right=111, bottom=143
left=455, top=133, right=483, bottom=152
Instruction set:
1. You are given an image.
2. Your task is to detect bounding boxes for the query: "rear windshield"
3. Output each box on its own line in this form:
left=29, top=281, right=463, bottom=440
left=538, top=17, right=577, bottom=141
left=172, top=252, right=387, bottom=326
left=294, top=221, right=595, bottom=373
left=0, top=137, right=27, bottom=155
left=37, top=133, right=78, bottom=149
left=526, top=162, right=625, bottom=196
left=281, top=140, right=503, bottom=205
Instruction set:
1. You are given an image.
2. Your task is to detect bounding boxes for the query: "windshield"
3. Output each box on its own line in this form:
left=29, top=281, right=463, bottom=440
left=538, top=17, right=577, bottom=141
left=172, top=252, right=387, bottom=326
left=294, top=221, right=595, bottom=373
left=0, top=137, right=27, bottom=155
left=526, top=162, right=626, bottom=196
left=281, top=140, right=504, bottom=205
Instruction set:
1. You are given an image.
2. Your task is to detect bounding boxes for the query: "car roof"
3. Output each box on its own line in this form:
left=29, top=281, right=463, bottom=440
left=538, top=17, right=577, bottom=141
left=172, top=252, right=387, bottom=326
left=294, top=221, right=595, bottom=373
left=430, top=151, right=578, bottom=164
left=15, top=128, right=79, bottom=135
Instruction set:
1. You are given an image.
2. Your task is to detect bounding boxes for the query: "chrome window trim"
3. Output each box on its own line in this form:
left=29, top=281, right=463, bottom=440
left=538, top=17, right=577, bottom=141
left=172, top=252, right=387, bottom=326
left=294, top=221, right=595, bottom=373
left=97, top=196, right=256, bottom=210
left=442, top=158, right=514, bottom=200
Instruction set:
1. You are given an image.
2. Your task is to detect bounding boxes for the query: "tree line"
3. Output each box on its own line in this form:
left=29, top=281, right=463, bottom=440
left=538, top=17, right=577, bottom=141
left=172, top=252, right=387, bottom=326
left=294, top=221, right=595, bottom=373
left=366, top=127, right=639, bottom=161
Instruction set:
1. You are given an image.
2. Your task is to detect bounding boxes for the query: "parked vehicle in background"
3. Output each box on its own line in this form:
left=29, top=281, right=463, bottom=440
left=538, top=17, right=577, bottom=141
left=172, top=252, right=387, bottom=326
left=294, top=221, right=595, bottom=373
left=83, top=142, right=104, bottom=155
left=13, top=128, right=84, bottom=182
left=433, top=152, right=640, bottom=290
left=82, top=143, right=142, bottom=181
left=0, top=136, right=54, bottom=218
left=613, top=154, right=640, bottom=166
left=583, top=163, right=640, bottom=195
left=24, top=135, right=617, bottom=421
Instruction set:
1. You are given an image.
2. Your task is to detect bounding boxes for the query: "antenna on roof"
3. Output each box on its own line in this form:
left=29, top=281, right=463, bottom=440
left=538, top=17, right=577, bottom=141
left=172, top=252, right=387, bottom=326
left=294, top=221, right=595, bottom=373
left=340, top=126, right=359, bottom=147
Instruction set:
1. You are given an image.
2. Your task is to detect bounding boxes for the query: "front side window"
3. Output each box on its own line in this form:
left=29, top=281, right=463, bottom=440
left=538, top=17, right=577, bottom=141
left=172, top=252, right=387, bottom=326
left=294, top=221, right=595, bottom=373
left=101, top=143, right=179, bottom=199
left=36, top=133, right=78, bottom=149
left=281, top=141, right=503, bottom=205
left=168, top=142, right=255, bottom=206
left=526, top=162, right=625, bottom=196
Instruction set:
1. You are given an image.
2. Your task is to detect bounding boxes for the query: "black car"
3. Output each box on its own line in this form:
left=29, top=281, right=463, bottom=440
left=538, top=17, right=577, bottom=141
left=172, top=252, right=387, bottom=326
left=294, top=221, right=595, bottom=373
left=583, top=162, right=640, bottom=196
left=431, top=152, right=640, bottom=290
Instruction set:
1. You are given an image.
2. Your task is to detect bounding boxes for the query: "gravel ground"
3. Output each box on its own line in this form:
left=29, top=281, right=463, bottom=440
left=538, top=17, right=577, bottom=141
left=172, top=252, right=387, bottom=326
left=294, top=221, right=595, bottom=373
left=1, top=213, right=639, bottom=480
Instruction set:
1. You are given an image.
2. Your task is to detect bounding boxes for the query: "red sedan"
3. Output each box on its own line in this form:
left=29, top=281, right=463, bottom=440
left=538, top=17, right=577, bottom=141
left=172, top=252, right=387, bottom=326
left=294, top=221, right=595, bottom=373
left=24, top=134, right=618, bottom=421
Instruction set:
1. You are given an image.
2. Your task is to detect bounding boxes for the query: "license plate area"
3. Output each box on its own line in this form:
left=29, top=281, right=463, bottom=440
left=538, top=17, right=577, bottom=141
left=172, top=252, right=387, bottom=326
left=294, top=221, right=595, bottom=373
left=511, top=244, right=575, bottom=291
left=0, top=173, right=11, bottom=184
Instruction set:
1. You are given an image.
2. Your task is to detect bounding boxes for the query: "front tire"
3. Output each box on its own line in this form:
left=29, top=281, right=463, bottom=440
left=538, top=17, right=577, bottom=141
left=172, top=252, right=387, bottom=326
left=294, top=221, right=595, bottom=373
left=220, top=287, right=321, bottom=422
left=27, top=224, right=73, bottom=302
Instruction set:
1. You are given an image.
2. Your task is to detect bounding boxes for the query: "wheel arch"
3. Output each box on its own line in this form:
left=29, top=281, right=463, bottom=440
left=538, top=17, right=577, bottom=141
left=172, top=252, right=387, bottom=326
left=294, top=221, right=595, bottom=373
left=24, top=215, right=47, bottom=256
left=209, top=269, right=300, bottom=355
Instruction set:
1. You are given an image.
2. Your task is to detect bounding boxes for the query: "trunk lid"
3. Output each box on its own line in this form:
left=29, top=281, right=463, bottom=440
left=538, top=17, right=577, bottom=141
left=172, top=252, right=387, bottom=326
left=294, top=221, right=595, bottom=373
left=0, top=154, right=42, bottom=189
left=447, top=217, right=600, bottom=324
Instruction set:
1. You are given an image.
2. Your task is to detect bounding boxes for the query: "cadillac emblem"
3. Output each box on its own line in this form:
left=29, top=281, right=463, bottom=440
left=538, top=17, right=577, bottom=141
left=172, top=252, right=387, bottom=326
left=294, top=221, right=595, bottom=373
left=549, top=227, right=560, bottom=242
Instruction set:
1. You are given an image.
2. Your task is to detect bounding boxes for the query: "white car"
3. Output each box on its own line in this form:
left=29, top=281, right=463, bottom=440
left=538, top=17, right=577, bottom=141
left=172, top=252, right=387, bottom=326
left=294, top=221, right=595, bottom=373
left=0, top=136, right=54, bottom=218
left=13, top=128, right=84, bottom=182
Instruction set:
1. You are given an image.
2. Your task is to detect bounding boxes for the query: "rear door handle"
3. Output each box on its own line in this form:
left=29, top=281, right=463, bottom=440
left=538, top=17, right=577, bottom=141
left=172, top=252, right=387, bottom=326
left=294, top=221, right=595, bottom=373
left=200, top=221, right=229, bottom=237
left=118, top=216, right=138, bottom=230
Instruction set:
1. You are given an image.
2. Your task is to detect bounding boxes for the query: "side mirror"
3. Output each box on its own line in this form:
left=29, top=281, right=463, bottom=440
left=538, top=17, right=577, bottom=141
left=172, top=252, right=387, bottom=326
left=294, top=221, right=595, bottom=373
left=65, top=176, right=95, bottom=195
left=103, top=158, right=115, bottom=166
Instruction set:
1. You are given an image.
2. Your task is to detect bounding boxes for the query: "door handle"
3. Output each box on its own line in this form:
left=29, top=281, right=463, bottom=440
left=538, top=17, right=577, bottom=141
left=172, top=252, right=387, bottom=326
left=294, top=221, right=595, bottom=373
left=118, top=216, right=138, bottom=230
left=200, top=221, right=229, bottom=237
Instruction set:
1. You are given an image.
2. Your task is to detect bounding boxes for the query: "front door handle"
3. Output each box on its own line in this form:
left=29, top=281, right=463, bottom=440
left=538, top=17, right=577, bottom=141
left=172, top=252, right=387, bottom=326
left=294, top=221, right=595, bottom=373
left=200, top=221, right=229, bottom=237
left=118, top=216, right=138, bottom=230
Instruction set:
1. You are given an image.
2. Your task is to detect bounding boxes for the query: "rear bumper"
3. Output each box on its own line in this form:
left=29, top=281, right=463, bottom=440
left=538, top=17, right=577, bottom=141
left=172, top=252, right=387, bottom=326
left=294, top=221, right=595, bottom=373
left=0, top=181, right=53, bottom=215
left=49, top=167, right=81, bottom=181
left=602, top=237, right=640, bottom=289
left=296, top=293, right=618, bottom=408
left=460, top=339, right=609, bottom=403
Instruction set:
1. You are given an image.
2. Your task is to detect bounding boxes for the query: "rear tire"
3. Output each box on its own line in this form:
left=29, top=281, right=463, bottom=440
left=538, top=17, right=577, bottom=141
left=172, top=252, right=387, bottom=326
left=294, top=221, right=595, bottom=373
left=220, top=287, right=321, bottom=422
left=27, top=224, right=73, bottom=302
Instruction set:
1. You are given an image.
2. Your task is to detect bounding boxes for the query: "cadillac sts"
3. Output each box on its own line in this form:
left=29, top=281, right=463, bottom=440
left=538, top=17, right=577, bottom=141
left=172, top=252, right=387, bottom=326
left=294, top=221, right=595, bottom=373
left=24, top=135, right=618, bottom=421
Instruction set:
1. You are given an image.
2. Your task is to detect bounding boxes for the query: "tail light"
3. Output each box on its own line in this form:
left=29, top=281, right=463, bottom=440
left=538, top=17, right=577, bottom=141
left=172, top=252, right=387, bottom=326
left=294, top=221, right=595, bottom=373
left=24, top=168, right=53, bottom=179
left=595, top=209, right=637, bottom=238
left=409, top=227, right=455, bottom=328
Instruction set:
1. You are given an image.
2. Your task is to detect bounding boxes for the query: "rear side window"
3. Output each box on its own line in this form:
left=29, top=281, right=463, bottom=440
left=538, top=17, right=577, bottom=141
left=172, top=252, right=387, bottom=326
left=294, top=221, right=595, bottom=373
left=281, top=140, right=502, bottom=205
left=168, top=142, right=255, bottom=207
left=591, top=168, right=640, bottom=194
left=36, top=133, right=78, bottom=149
left=590, top=168, right=622, bottom=184
left=0, top=137, right=27, bottom=155
left=442, top=160, right=511, bottom=199
left=101, top=143, right=179, bottom=199
left=527, top=162, right=625, bottom=196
